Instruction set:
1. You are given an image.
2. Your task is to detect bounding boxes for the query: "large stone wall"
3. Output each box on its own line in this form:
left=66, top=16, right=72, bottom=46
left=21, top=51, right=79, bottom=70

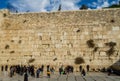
left=0, top=8, right=120, bottom=70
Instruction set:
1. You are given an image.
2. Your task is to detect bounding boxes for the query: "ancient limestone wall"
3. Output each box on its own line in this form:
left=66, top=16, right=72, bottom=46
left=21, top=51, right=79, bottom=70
left=0, top=8, right=120, bottom=70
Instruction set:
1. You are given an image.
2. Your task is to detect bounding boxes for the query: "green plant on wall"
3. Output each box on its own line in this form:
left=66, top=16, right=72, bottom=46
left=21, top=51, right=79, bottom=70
left=105, top=41, right=116, bottom=48
left=86, top=39, right=99, bottom=60
left=93, top=47, right=99, bottom=52
left=53, top=58, right=57, bottom=61
left=106, top=47, right=115, bottom=57
left=74, top=57, right=85, bottom=64
left=28, top=58, right=35, bottom=63
left=86, top=39, right=95, bottom=48
left=5, top=44, right=10, bottom=49
left=105, top=41, right=117, bottom=59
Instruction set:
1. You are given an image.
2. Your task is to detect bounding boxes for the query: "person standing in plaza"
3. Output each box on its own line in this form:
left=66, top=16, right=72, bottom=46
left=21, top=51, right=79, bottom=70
left=59, top=67, right=63, bottom=75
left=24, top=71, right=28, bottom=81
left=10, top=66, right=14, bottom=77
left=47, top=70, right=51, bottom=78
left=36, top=68, right=40, bottom=78
left=50, top=67, right=55, bottom=74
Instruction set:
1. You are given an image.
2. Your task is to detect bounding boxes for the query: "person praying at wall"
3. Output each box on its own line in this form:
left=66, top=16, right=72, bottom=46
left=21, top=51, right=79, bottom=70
left=5, top=65, right=8, bottom=71
left=79, top=65, right=82, bottom=72
left=41, top=65, right=44, bottom=75
left=47, top=65, right=50, bottom=72
left=5, top=65, right=8, bottom=76
left=81, top=69, right=86, bottom=77
left=86, top=65, right=90, bottom=72
left=1, top=65, right=4, bottom=71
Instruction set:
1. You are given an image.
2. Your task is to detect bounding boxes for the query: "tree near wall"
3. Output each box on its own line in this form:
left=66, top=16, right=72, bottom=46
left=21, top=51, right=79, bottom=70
left=104, top=1, right=120, bottom=9
left=79, top=4, right=88, bottom=10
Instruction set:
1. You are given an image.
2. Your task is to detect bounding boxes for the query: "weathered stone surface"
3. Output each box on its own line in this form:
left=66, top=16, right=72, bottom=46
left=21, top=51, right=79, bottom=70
left=0, top=8, right=120, bottom=70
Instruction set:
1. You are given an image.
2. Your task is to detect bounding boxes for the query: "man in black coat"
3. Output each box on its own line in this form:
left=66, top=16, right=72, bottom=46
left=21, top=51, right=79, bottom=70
left=24, top=72, right=28, bottom=81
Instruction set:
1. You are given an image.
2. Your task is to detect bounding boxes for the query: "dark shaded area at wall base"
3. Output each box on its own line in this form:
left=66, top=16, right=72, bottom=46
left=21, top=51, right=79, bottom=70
left=112, top=70, right=120, bottom=75
left=101, top=69, right=120, bottom=76
left=100, top=59, right=120, bottom=76
left=109, top=59, right=120, bottom=76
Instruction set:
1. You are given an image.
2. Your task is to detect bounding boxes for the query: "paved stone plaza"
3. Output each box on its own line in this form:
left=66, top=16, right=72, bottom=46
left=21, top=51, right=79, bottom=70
left=0, top=72, right=120, bottom=81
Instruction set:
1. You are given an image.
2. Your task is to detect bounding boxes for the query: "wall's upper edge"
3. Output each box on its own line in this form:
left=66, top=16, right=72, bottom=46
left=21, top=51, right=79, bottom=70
left=0, top=8, right=120, bottom=15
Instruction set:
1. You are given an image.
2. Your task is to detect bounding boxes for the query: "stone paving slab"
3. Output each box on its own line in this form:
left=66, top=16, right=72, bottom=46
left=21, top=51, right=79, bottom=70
left=84, top=76, right=95, bottom=81
left=109, top=76, right=120, bottom=81
left=75, top=76, right=85, bottom=81
left=58, top=75, right=67, bottom=81
left=0, top=72, right=120, bottom=81
left=90, top=76, right=105, bottom=81
left=67, top=74, right=76, bottom=81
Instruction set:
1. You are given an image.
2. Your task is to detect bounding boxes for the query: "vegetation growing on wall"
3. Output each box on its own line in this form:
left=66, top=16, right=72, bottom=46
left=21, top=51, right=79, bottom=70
left=74, top=57, right=85, bottom=64
left=105, top=41, right=117, bottom=58
left=11, top=40, right=14, bottom=42
left=106, top=48, right=116, bottom=57
left=93, top=47, right=99, bottom=52
left=107, top=4, right=120, bottom=8
left=87, top=39, right=100, bottom=52
left=105, top=41, right=116, bottom=48
left=23, top=20, right=27, bottom=23
left=5, top=45, right=9, bottom=49
left=10, top=51, right=15, bottom=53
left=28, top=58, right=35, bottom=63
left=3, top=13, right=7, bottom=17
left=110, top=19, right=115, bottom=23
left=7, top=59, right=9, bottom=62
left=86, top=39, right=95, bottom=48
left=76, top=29, right=80, bottom=33
left=104, top=1, right=120, bottom=8
left=18, top=40, right=22, bottom=44
left=86, top=39, right=99, bottom=60
left=53, top=58, right=57, bottom=61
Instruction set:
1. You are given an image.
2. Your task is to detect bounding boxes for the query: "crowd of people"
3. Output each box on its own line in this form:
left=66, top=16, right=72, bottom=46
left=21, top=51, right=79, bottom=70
left=0, top=64, right=114, bottom=81
left=0, top=65, right=54, bottom=78
left=0, top=65, right=45, bottom=81
left=0, top=65, right=89, bottom=77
